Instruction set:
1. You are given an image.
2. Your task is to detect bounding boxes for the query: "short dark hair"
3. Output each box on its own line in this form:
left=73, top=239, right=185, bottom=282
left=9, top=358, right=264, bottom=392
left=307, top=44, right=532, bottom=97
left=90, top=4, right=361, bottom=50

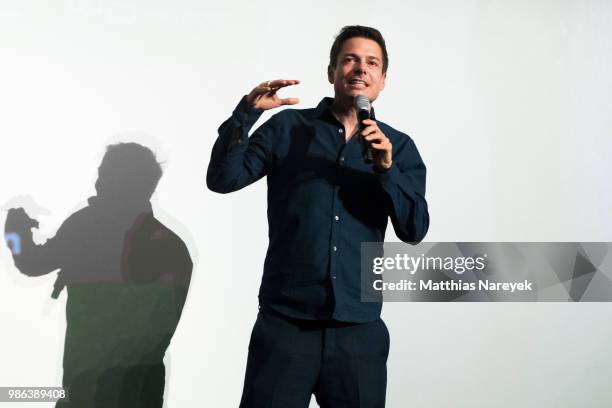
left=329, top=25, right=389, bottom=73
left=96, top=142, right=163, bottom=200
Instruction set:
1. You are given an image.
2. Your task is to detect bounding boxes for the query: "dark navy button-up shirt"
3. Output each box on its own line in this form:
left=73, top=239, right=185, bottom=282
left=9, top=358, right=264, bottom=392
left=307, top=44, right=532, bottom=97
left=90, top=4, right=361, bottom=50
left=207, top=97, right=429, bottom=323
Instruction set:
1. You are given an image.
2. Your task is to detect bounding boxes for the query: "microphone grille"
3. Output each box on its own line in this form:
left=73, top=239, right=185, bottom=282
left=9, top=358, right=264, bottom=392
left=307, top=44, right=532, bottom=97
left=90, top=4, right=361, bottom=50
left=354, top=95, right=371, bottom=112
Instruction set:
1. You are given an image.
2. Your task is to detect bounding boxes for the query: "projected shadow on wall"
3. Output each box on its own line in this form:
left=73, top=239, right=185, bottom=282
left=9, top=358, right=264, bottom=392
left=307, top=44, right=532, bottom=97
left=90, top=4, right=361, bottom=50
left=4, top=143, right=192, bottom=408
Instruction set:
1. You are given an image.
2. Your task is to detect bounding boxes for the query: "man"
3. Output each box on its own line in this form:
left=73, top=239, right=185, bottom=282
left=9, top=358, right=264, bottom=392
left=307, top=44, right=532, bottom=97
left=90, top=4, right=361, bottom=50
left=5, top=143, right=192, bottom=408
left=207, top=26, right=429, bottom=407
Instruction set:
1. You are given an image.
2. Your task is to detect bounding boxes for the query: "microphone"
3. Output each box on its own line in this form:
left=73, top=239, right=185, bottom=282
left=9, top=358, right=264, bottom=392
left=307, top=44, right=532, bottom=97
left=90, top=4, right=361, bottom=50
left=354, top=95, right=374, bottom=164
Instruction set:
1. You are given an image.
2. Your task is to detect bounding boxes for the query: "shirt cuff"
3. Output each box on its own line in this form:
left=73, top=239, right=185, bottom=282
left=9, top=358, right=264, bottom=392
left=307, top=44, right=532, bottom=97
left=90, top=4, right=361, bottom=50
left=232, top=96, right=265, bottom=128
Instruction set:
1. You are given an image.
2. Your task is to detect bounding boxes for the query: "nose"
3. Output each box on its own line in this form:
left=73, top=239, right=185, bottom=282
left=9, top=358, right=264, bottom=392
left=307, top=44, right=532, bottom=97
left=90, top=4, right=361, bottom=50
left=353, top=62, right=365, bottom=74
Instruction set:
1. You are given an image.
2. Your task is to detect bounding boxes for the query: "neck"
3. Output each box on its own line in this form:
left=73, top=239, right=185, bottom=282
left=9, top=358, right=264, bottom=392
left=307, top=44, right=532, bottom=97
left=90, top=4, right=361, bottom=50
left=331, top=96, right=358, bottom=129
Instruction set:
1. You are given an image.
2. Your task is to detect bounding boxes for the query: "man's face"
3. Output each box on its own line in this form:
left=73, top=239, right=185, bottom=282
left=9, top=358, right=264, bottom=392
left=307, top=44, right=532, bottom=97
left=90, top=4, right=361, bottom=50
left=328, top=37, right=386, bottom=103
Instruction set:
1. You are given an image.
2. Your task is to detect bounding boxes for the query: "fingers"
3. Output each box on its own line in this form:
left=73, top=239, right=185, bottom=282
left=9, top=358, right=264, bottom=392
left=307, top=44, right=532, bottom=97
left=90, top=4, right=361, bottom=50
left=280, top=97, right=300, bottom=105
left=361, top=124, right=392, bottom=151
left=361, top=119, right=377, bottom=126
left=363, top=127, right=388, bottom=147
left=361, top=119, right=384, bottom=141
left=259, top=79, right=300, bottom=95
left=268, top=79, right=300, bottom=89
left=359, top=119, right=392, bottom=170
left=361, top=122, right=383, bottom=139
left=361, top=125, right=379, bottom=138
left=7, top=207, right=34, bottom=222
left=248, top=79, right=301, bottom=109
left=5, top=208, right=39, bottom=231
left=370, top=139, right=392, bottom=150
left=252, top=79, right=300, bottom=97
left=257, top=79, right=299, bottom=88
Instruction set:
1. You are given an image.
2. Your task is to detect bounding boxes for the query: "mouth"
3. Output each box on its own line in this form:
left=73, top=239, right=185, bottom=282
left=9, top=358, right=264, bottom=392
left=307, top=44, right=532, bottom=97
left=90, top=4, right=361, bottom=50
left=348, top=78, right=368, bottom=87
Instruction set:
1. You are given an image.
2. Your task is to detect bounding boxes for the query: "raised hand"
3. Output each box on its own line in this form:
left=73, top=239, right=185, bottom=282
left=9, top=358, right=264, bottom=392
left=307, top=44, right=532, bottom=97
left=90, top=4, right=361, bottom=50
left=5, top=207, right=39, bottom=233
left=4, top=208, right=39, bottom=256
left=246, top=79, right=300, bottom=110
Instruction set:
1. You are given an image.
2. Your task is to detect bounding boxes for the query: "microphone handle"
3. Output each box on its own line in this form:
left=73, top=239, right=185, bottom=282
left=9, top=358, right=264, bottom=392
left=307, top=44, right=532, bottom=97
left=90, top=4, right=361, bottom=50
left=358, top=110, right=374, bottom=164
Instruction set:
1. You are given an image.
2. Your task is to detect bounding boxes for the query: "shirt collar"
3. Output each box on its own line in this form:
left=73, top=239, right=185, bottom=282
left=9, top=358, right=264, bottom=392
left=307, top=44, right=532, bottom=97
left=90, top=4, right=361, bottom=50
left=313, top=97, right=377, bottom=120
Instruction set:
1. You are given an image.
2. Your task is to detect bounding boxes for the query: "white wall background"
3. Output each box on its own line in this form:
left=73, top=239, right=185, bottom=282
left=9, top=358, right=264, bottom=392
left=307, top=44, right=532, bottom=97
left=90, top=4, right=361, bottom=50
left=1, top=0, right=611, bottom=407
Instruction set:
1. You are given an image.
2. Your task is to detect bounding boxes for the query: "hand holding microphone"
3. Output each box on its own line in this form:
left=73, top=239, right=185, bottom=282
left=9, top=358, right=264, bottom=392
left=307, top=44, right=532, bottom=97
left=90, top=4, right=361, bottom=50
left=4, top=208, right=39, bottom=257
left=354, top=95, right=393, bottom=171
left=355, top=95, right=374, bottom=164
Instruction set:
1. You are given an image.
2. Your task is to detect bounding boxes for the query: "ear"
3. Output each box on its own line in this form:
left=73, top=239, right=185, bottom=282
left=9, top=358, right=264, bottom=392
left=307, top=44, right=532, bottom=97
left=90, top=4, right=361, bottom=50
left=327, top=65, right=334, bottom=84
left=380, top=71, right=387, bottom=91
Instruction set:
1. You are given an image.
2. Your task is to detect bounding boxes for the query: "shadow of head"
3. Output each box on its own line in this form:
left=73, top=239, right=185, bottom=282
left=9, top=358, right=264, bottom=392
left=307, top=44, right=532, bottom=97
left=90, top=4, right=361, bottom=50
left=95, top=143, right=163, bottom=205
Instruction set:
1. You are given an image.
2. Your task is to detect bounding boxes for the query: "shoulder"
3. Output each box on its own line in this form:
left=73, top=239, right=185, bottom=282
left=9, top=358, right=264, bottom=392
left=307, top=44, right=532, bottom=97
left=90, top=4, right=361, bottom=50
left=54, top=204, right=94, bottom=235
left=257, top=107, right=319, bottom=143
left=150, top=217, right=191, bottom=258
left=128, top=214, right=193, bottom=265
left=376, top=120, right=417, bottom=149
left=376, top=119, right=426, bottom=167
left=267, top=106, right=319, bottom=125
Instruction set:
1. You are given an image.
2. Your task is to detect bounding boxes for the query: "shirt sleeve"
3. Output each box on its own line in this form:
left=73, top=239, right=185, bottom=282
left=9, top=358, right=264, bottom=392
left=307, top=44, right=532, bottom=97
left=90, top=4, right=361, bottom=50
left=8, top=220, right=67, bottom=278
left=377, top=135, right=430, bottom=243
left=206, top=96, right=276, bottom=193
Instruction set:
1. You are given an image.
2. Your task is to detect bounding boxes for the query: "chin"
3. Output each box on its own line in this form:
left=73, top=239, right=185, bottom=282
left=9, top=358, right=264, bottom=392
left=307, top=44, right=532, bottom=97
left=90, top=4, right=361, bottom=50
left=344, top=88, right=369, bottom=98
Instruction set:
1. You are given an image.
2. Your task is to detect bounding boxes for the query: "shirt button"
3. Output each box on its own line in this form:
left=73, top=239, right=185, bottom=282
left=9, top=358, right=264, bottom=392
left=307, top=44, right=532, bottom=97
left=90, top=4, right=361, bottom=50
left=334, top=215, right=339, bottom=221
left=333, top=246, right=338, bottom=252
left=338, top=128, right=343, bottom=133
left=332, top=275, right=337, bottom=280
left=340, top=157, right=345, bottom=162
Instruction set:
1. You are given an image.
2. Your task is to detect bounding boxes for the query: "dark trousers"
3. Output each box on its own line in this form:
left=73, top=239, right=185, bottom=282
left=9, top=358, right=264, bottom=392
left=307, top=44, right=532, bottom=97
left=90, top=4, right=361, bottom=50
left=239, top=308, right=390, bottom=408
